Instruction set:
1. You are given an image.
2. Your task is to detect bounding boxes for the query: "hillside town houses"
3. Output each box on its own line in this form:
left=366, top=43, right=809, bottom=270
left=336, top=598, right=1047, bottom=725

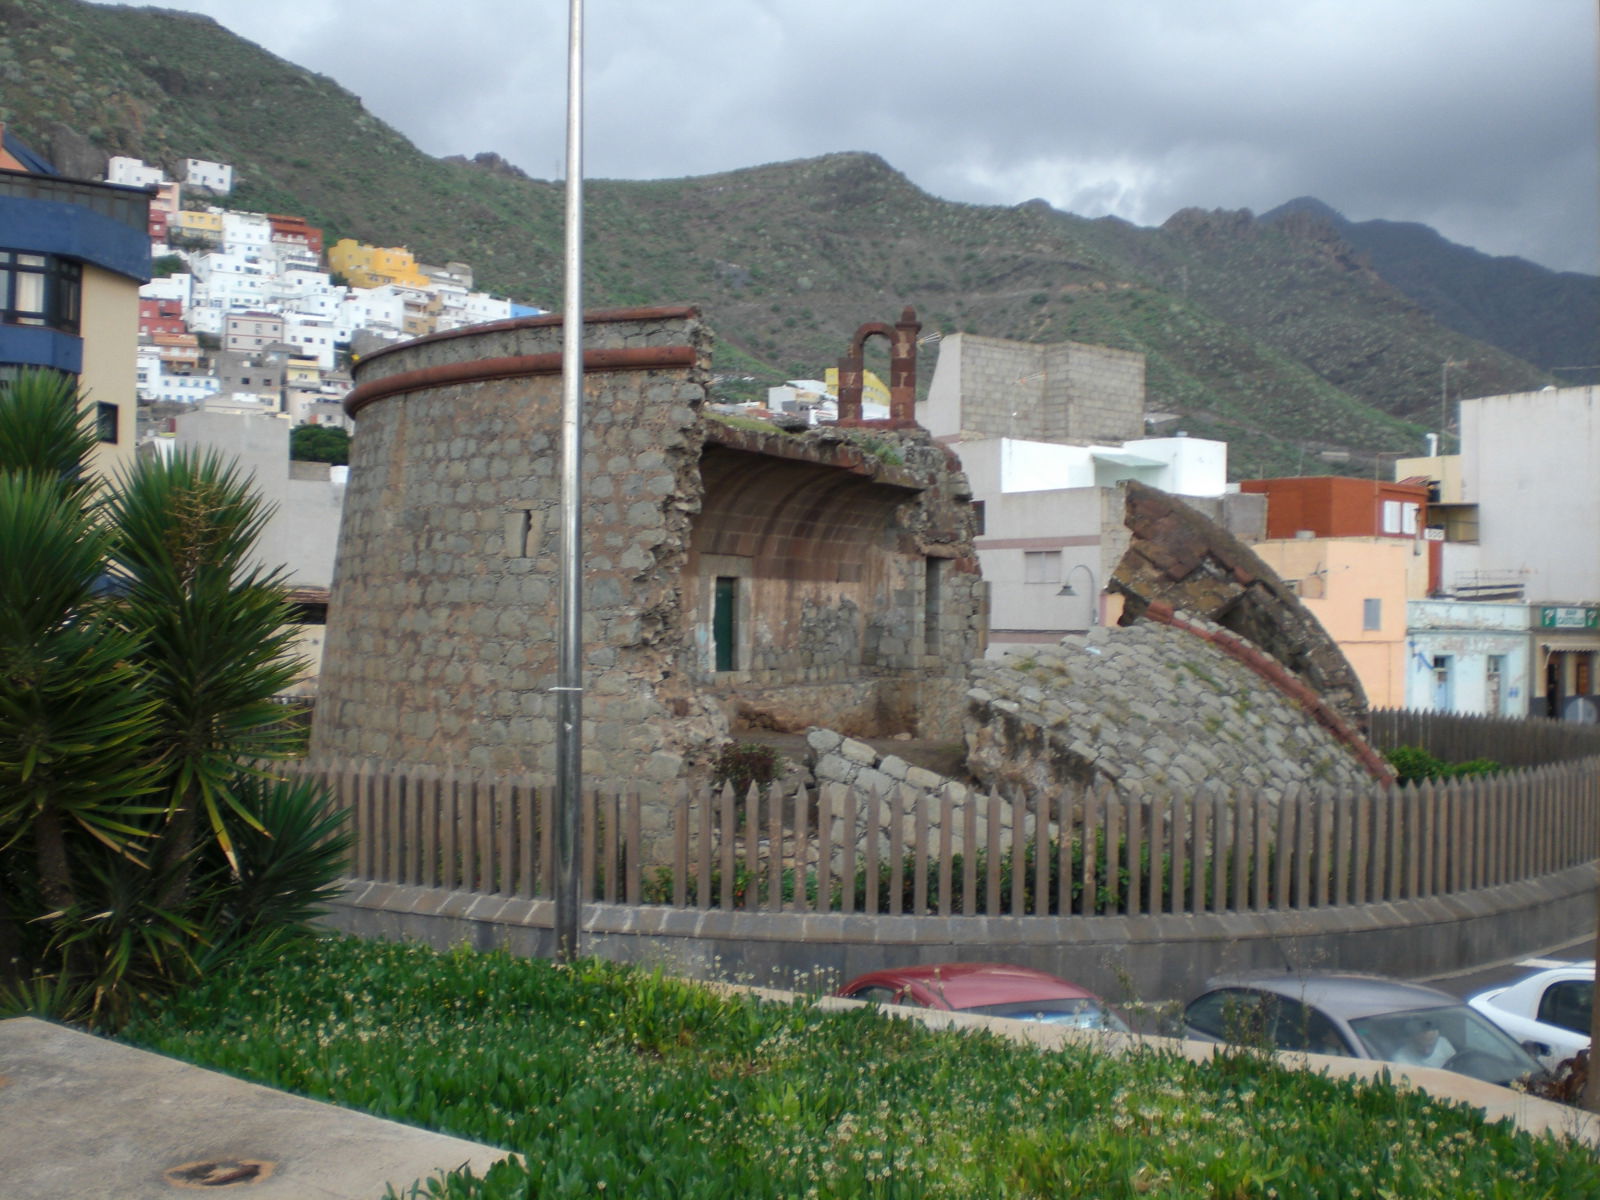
left=2, top=128, right=1593, bottom=725
left=112, top=152, right=543, bottom=430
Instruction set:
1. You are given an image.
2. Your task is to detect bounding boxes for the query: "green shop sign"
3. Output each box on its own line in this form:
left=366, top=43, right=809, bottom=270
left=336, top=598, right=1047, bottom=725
left=1538, top=606, right=1600, bottom=629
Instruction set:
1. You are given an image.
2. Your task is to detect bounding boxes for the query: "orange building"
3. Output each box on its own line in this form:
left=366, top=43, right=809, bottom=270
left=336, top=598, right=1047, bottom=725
left=268, top=213, right=324, bottom=256
left=1242, top=476, right=1437, bottom=707
left=1240, top=475, right=1430, bottom=541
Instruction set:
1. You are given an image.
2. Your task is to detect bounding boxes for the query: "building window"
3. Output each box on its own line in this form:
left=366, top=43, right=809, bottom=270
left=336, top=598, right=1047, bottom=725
left=970, top=499, right=985, bottom=536
left=1024, top=549, right=1061, bottom=585
left=1362, top=598, right=1382, bottom=631
left=0, top=249, right=81, bottom=332
left=96, top=402, right=117, bottom=443
left=1381, top=500, right=1419, bottom=535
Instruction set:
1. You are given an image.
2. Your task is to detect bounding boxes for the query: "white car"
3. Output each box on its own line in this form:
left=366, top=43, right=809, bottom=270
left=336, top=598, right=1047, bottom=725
left=1468, top=961, right=1593, bottom=1072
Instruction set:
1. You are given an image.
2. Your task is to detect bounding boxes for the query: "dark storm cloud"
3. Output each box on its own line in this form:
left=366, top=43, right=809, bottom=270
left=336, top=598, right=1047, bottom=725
left=100, top=0, right=1599, bottom=273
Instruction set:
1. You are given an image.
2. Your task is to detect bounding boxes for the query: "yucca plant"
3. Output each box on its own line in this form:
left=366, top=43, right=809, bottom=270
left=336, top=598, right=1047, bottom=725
left=0, top=370, right=348, bottom=1027
left=106, top=448, right=307, bottom=900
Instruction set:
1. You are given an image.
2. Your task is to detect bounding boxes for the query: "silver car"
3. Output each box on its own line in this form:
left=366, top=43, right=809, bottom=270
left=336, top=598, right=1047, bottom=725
left=1182, top=972, right=1546, bottom=1088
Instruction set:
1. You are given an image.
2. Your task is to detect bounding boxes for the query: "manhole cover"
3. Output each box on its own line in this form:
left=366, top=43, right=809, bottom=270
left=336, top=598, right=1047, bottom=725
left=163, top=1159, right=275, bottom=1189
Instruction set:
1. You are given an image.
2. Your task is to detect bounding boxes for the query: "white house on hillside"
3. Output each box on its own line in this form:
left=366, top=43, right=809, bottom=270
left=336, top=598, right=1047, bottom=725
left=108, top=155, right=163, bottom=188
left=182, top=158, right=233, bottom=193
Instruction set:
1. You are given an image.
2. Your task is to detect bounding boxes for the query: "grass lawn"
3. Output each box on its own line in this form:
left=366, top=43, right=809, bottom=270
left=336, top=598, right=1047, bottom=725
left=121, top=936, right=1598, bottom=1199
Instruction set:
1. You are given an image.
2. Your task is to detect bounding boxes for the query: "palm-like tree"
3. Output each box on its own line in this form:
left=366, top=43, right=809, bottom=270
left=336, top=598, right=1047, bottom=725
left=0, top=370, right=347, bottom=1025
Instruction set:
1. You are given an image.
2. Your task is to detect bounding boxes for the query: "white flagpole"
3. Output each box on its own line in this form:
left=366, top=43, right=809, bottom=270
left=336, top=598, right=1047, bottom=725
left=554, top=0, right=585, bottom=962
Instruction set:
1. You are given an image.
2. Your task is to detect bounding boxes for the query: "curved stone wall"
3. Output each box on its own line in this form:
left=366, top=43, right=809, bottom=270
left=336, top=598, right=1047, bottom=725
left=966, top=617, right=1381, bottom=804
left=313, top=307, right=727, bottom=782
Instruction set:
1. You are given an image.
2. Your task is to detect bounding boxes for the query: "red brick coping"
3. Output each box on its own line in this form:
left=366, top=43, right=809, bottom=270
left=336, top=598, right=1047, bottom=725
left=344, top=305, right=702, bottom=418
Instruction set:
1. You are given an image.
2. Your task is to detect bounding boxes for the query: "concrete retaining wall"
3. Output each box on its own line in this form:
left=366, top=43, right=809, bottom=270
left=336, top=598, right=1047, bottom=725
left=319, top=862, right=1597, bottom=1006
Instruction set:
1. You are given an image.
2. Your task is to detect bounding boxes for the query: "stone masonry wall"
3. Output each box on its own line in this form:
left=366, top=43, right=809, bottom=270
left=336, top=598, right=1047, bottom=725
left=690, top=423, right=983, bottom=742
left=965, top=617, right=1381, bottom=804
left=1112, top=479, right=1371, bottom=735
left=314, top=306, right=985, bottom=787
left=312, top=308, right=728, bottom=784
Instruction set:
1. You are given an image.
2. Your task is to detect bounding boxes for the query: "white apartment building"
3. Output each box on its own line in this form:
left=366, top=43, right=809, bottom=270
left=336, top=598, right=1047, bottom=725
left=336, top=286, right=406, bottom=341
left=270, top=240, right=323, bottom=274
left=108, top=156, right=164, bottom=188
left=283, top=314, right=338, bottom=370
left=139, top=272, right=193, bottom=313
left=191, top=251, right=273, bottom=316
left=265, top=269, right=342, bottom=319
left=920, top=332, right=1260, bottom=656
left=435, top=287, right=513, bottom=332
left=221, top=211, right=273, bottom=257
left=957, top=435, right=1249, bottom=653
left=182, top=158, right=234, bottom=193
left=1448, top=386, right=1600, bottom=605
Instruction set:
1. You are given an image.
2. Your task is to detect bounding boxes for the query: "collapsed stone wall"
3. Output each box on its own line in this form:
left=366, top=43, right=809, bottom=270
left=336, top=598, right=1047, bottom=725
left=965, top=617, right=1381, bottom=803
left=805, top=729, right=999, bottom=862
left=690, top=421, right=984, bottom=743
left=313, top=306, right=984, bottom=786
left=1111, top=479, right=1370, bottom=733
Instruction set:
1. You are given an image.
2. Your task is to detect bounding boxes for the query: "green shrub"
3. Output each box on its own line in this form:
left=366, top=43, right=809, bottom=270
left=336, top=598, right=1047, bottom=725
left=712, top=742, right=779, bottom=795
left=0, top=371, right=349, bottom=1029
left=1385, top=744, right=1502, bottom=785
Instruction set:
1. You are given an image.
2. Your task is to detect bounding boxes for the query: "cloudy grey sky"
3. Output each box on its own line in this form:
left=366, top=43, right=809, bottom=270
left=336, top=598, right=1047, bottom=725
left=103, top=0, right=1599, bottom=274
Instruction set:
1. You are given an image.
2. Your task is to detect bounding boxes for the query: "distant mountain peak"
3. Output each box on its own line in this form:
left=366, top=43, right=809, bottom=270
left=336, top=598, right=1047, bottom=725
left=1262, top=196, right=1349, bottom=226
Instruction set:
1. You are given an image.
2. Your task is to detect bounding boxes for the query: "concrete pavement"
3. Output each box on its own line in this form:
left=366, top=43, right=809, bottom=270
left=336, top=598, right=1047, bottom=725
left=0, top=1017, right=511, bottom=1200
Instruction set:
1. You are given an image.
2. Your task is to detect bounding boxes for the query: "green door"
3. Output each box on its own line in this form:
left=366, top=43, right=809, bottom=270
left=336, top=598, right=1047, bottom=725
left=714, top=576, right=737, bottom=671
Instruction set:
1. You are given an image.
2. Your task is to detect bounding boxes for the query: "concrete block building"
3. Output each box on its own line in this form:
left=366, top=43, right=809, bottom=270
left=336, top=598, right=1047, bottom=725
left=919, top=331, right=1260, bottom=656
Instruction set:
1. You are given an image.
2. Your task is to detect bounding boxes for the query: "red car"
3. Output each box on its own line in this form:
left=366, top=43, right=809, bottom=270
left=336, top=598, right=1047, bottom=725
left=835, top=962, right=1130, bottom=1031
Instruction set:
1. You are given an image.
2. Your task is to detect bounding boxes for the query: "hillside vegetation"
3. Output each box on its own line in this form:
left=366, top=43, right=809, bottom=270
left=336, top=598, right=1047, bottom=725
left=3, top=0, right=1589, bottom=478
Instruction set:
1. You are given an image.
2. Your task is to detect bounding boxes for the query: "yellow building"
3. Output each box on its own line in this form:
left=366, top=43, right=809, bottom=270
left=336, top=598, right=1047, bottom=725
left=1252, top=537, right=1428, bottom=708
left=169, top=209, right=224, bottom=244
left=328, top=238, right=430, bottom=290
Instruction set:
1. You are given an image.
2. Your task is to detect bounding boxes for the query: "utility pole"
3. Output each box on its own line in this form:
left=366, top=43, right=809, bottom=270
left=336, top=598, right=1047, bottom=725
left=1440, top=359, right=1461, bottom=452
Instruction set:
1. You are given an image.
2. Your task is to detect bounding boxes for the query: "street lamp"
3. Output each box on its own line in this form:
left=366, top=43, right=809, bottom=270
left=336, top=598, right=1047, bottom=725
left=1056, top=563, right=1098, bottom=625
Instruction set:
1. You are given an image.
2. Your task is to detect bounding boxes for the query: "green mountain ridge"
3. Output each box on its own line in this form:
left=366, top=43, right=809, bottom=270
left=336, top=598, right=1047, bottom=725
left=1, top=0, right=1585, bottom=478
